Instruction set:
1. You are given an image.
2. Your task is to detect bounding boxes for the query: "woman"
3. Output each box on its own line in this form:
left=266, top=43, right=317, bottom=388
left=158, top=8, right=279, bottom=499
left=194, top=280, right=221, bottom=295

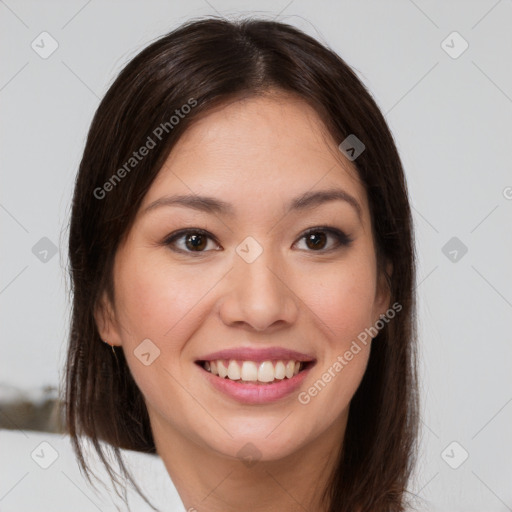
left=63, top=16, right=419, bottom=512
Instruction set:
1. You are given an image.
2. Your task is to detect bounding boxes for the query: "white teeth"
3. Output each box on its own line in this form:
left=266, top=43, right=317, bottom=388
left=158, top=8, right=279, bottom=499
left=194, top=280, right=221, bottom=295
left=258, top=361, right=275, bottom=383
left=202, top=359, right=307, bottom=383
left=241, top=361, right=258, bottom=381
left=217, top=360, right=228, bottom=378
left=274, top=361, right=286, bottom=380
left=227, top=360, right=241, bottom=380
left=285, top=361, right=295, bottom=379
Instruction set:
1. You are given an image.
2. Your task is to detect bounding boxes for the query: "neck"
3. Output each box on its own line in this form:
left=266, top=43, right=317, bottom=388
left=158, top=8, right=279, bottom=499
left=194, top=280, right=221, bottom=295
left=149, top=411, right=347, bottom=512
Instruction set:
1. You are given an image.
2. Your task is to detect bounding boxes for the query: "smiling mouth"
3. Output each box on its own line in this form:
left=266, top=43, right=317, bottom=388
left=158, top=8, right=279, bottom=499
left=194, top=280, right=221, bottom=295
left=195, top=359, right=315, bottom=385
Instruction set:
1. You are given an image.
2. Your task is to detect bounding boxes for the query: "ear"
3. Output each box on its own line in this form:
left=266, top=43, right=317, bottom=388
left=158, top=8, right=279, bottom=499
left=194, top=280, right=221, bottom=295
left=372, top=260, right=393, bottom=324
left=94, top=290, right=122, bottom=347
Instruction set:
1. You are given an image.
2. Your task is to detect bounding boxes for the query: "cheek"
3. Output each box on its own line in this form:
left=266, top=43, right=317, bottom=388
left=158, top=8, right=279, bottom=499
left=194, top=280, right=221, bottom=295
left=302, top=257, right=377, bottom=349
left=114, top=252, right=211, bottom=345
left=301, top=253, right=378, bottom=410
left=112, top=254, right=211, bottom=406
left=295, top=262, right=376, bottom=423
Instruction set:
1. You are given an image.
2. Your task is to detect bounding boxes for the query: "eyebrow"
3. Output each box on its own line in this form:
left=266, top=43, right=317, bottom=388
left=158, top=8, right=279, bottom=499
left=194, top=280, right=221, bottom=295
left=143, top=187, right=362, bottom=221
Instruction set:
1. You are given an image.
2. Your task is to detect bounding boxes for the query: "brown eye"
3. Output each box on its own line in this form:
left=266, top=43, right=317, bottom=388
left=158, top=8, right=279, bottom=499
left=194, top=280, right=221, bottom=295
left=305, top=231, right=327, bottom=250
left=295, top=227, right=353, bottom=252
left=185, top=233, right=207, bottom=251
left=163, top=229, right=220, bottom=254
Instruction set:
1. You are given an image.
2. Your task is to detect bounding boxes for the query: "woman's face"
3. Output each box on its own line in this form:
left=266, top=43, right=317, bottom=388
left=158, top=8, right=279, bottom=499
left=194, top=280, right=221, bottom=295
left=97, top=92, right=391, bottom=462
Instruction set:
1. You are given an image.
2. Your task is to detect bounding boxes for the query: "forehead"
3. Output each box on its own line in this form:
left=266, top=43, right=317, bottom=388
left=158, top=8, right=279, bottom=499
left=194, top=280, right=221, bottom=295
left=140, top=93, right=369, bottom=223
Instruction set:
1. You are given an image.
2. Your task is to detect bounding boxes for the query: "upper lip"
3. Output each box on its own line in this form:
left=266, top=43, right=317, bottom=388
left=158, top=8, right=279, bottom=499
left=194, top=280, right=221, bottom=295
left=197, top=347, right=315, bottom=363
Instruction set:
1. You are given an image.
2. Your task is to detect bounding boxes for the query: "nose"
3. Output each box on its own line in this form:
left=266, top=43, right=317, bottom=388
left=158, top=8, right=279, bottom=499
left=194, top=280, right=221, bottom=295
left=218, top=247, right=300, bottom=332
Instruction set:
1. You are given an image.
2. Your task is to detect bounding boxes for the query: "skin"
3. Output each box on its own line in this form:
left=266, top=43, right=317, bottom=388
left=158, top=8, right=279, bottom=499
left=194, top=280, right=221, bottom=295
left=95, top=90, right=392, bottom=512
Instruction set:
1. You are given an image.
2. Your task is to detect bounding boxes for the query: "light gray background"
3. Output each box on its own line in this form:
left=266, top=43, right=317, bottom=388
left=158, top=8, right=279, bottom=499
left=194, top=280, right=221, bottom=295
left=1, top=0, right=511, bottom=511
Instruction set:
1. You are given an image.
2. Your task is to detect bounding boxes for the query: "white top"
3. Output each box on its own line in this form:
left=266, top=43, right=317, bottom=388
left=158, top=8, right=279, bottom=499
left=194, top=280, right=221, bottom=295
left=0, top=428, right=186, bottom=511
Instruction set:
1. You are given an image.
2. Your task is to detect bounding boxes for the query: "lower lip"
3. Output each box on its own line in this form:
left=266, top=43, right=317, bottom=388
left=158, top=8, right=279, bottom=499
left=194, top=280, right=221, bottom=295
left=199, top=364, right=314, bottom=405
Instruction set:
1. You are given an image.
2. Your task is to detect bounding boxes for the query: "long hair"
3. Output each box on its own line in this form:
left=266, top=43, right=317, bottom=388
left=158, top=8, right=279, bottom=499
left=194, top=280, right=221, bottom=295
left=62, top=16, right=419, bottom=512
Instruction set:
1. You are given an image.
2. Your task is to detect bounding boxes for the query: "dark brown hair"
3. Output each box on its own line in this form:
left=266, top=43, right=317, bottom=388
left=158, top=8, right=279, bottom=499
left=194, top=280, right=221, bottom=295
left=62, top=15, right=419, bottom=512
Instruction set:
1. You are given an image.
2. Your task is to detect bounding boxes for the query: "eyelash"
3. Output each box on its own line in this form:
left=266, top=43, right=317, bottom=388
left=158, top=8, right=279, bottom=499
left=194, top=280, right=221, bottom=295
left=162, top=226, right=353, bottom=256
